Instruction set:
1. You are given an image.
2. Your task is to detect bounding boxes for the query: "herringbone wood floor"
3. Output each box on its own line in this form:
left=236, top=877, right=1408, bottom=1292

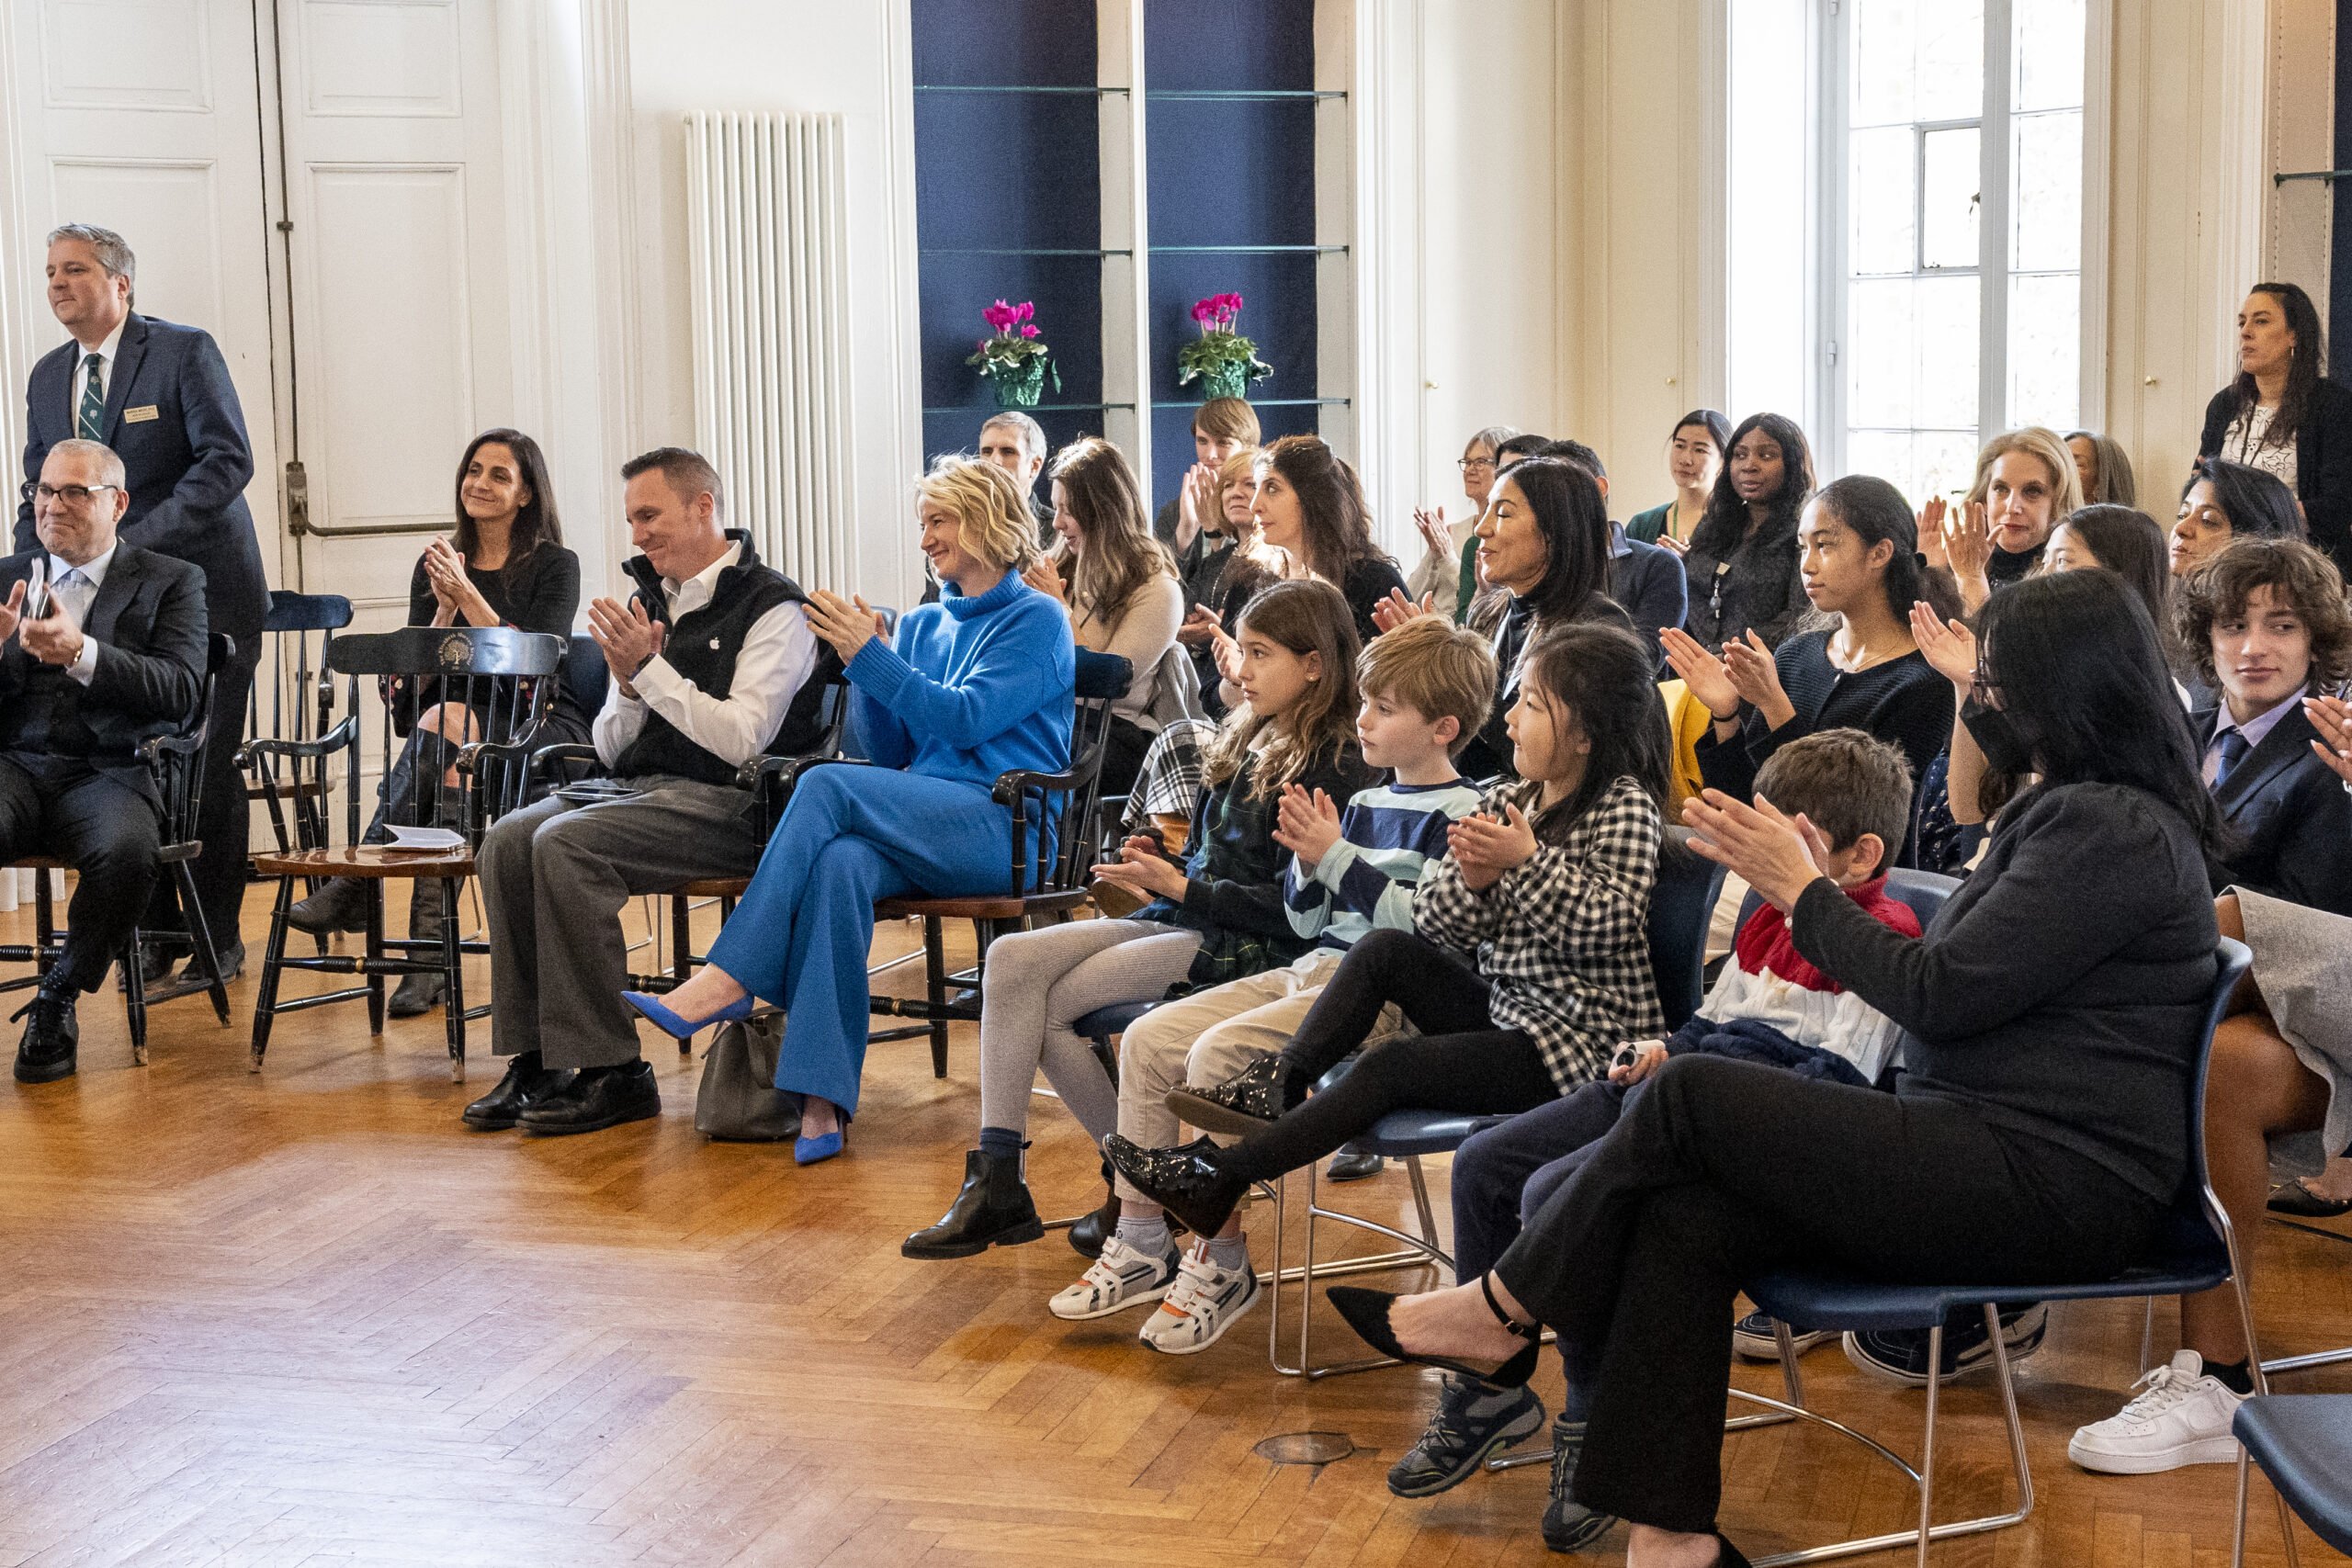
left=2, top=879, right=2346, bottom=1566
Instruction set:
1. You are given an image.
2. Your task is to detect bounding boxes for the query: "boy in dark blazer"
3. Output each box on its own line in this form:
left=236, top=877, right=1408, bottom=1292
left=2176, top=536, right=2352, bottom=917
left=3, top=439, right=208, bottom=1082
left=17, top=224, right=266, bottom=983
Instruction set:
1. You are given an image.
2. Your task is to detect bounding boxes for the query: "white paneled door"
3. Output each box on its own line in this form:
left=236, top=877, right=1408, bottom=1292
left=6, top=0, right=281, bottom=550
left=268, top=0, right=510, bottom=595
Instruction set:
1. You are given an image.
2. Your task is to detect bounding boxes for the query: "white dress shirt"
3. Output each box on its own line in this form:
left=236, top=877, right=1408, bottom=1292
left=591, top=540, right=820, bottom=773
left=66, top=321, right=127, bottom=432
left=2202, top=682, right=2308, bottom=788
left=44, top=542, right=118, bottom=687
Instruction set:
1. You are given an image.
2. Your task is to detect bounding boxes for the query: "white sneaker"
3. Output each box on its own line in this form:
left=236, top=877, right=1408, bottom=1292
left=1136, top=1242, right=1261, bottom=1355
left=2067, top=1349, right=2247, bottom=1473
left=1049, top=1235, right=1181, bottom=1321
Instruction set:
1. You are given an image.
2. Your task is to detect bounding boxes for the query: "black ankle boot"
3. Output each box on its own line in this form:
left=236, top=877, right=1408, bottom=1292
left=903, top=1148, right=1046, bottom=1259
left=287, top=876, right=370, bottom=936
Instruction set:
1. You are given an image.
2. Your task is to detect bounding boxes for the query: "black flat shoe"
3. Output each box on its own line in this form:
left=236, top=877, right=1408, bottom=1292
left=1326, top=1283, right=1542, bottom=1388
left=2268, top=1179, right=2352, bottom=1217
left=1101, top=1133, right=1249, bottom=1237
left=1326, top=1141, right=1385, bottom=1182
left=12, top=988, right=78, bottom=1084
left=462, top=1050, right=574, bottom=1129
left=518, top=1059, right=661, bottom=1134
left=1164, top=1055, right=1297, bottom=1137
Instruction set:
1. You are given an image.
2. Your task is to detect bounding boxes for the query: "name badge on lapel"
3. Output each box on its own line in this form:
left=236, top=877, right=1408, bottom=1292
left=123, top=405, right=160, bottom=423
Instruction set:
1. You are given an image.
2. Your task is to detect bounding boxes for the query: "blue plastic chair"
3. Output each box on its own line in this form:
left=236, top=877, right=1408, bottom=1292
left=2233, top=1394, right=2352, bottom=1562
left=1737, top=936, right=2257, bottom=1567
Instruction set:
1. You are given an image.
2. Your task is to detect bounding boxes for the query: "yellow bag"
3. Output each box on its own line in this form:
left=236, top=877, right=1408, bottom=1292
left=1658, top=679, right=1712, bottom=823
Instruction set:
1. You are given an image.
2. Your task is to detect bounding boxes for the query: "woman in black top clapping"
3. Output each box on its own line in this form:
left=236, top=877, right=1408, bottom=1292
left=1679, top=412, right=1816, bottom=652
left=1322, top=569, right=2227, bottom=1567
left=288, top=429, right=587, bottom=1013
left=1665, top=475, right=1959, bottom=864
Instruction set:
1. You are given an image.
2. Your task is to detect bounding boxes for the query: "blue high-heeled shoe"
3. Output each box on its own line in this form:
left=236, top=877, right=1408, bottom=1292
left=620, top=989, right=754, bottom=1040
left=796, top=1113, right=850, bottom=1167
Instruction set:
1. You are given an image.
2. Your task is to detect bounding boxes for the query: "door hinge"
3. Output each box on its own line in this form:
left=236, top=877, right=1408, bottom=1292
left=276, top=219, right=294, bottom=233
left=285, top=458, right=311, bottom=536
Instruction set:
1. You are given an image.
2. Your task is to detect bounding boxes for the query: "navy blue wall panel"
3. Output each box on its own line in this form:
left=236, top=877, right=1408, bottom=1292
left=1144, top=0, right=1321, bottom=506
left=2335, top=0, right=2352, bottom=348
left=911, top=0, right=1105, bottom=479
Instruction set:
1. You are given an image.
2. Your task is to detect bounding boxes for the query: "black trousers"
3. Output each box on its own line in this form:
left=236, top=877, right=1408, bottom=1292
left=1495, top=1052, right=2165, bottom=1535
left=147, top=633, right=259, bottom=950
left=0, top=756, right=164, bottom=992
left=1216, top=929, right=1560, bottom=1182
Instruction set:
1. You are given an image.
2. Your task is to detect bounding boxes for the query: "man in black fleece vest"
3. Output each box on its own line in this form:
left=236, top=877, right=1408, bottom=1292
left=466, top=447, right=836, bottom=1135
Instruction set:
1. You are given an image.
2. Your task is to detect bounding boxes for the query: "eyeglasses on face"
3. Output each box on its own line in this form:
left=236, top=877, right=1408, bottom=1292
left=1458, top=457, right=1497, bottom=473
left=24, top=480, right=122, bottom=507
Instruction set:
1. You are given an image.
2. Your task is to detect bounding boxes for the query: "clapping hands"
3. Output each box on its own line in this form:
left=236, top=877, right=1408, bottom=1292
left=2306, top=694, right=2352, bottom=787
left=1091, top=833, right=1189, bottom=902
left=1272, top=784, right=1343, bottom=866
left=806, top=589, right=888, bottom=663
left=1447, top=804, right=1538, bottom=890
left=1908, top=601, right=1978, bottom=689
left=1371, top=586, right=1438, bottom=635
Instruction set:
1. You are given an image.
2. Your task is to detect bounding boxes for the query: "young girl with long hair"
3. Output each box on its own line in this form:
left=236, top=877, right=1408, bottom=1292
left=1106, top=620, right=1671, bottom=1250
left=905, top=581, right=1373, bottom=1317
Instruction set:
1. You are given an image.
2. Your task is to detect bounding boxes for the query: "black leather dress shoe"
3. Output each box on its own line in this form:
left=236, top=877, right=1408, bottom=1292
left=1326, top=1141, right=1385, bottom=1182
left=462, top=1050, right=575, bottom=1130
left=2268, top=1179, right=2352, bottom=1218
left=1163, top=1055, right=1297, bottom=1137
left=1102, top=1133, right=1249, bottom=1238
left=517, top=1059, right=661, bottom=1135
left=13, top=988, right=80, bottom=1083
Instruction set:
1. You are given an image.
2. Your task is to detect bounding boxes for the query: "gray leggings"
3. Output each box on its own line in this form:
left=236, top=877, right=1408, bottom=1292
left=975, top=918, right=1204, bottom=1142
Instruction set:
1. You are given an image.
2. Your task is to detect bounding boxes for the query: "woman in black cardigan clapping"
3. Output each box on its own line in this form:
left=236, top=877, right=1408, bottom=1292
left=2199, top=281, right=2352, bottom=574
left=1320, top=570, right=2229, bottom=1568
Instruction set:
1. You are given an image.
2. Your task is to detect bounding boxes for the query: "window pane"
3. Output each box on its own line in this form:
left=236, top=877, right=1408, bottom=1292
left=1921, top=127, right=1980, bottom=269
left=2012, top=110, right=2080, bottom=272
left=1847, top=430, right=1918, bottom=497
left=1852, top=0, right=1918, bottom=128
left=1729, top=0, right=1812, bottom=422
left=1917, top=274, right=1979, bottom=428
left=2009, top=272, right=2080, bottom=430
left=2014, top=0, right=2086, bottom=111
left=1850, top=278, right=1918, bottom=429
left=1916, top=0, right=1984, bottom=120
left=1850, top=127, right=1917, bottom=274
left=1917, top=429, right=1982, bottom=508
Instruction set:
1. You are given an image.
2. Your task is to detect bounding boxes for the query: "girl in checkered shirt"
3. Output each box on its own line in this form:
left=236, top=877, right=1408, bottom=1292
left=1104, top=619, right=1669, bottom=1238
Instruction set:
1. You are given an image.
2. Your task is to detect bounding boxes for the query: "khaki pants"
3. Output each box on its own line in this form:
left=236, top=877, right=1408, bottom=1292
left=1114, top=946, right=1408, bottom=1201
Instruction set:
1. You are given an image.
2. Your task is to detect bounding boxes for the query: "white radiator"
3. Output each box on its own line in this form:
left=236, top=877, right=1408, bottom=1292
left=683, top=111, right=853, bottom=589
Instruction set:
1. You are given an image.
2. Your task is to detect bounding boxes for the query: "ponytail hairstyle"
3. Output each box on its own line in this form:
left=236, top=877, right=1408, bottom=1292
left=1200, top=577, right=1363, bottom=800
left=1688, top=412, right=1815, bottom=561
left=2229, top=282, right=2325, bottom=452
left=1046, top=437, right=1176, bottom=636
left=1812, top=474, right=1965, bottom=624
left=1510, top=620, right=1673, bottom=845
left=1260, top=434, right=1383, bottom=582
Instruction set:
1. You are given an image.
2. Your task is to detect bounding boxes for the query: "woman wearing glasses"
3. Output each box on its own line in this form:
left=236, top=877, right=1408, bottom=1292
left=1404, top=425, right=1521, bottom=626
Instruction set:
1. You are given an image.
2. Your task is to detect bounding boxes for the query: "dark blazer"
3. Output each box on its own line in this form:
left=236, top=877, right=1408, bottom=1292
left=2199, top=378, right=2352, bottom=572
left=2192, top=702, right=2352, bottom=917
left=0, top=544, right=207, bottom=804
left=17, top=313, right=267, bottom=637
left=1609, top=524, right=1688, bottom=670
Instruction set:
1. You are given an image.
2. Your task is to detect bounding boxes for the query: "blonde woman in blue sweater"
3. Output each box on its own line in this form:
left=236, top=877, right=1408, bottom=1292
left=627, top=457, right=1074, bottom=1163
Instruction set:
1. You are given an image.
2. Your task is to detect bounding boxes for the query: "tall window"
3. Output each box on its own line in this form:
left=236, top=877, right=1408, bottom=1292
left=1731, top=0, right=2086, bottom=505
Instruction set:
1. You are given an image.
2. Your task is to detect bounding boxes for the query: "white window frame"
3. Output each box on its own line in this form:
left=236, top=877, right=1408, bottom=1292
left=1810, top=0, right=2102, bottom=485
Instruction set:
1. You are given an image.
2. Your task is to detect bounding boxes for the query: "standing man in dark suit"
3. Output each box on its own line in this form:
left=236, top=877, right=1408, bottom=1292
left=2, top=438, right=209, bottom=1082
left=17, top=224, right=268, bottom=986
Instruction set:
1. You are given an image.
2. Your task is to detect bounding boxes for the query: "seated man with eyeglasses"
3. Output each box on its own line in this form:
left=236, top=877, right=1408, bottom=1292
left=2, top=438, right=207, bottom=1082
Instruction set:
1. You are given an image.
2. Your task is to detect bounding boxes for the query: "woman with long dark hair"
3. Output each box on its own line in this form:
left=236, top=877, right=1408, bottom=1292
left=2199, top=281, right=2352, bottom=572
left=1679, top=412, right=1816, bottom=651
left=1319, top=570, right=2227, bottom=1568
left=1663, top=475, right=1958, bottom=864
left=1627, top=409, right=1732, bottom=549
left=1246, top=434, right=1406, bottom=646
left=285, top=428, right=588, bottom=1016
left=2171, top=456, right=2306, bottom=577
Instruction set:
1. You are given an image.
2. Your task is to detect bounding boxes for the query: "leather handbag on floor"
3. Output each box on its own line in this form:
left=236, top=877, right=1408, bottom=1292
left=695, top=1011, right=802, bottom=1142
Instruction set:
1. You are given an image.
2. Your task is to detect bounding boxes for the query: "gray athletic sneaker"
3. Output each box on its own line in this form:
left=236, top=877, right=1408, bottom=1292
left=1542, top=1418, right=1618, bottom=1553
left=1386, top=1373, right=1546, bottom=1497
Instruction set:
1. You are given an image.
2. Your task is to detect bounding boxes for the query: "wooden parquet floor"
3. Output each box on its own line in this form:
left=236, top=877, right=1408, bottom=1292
left=1, top=881, right=2347, bottom=1566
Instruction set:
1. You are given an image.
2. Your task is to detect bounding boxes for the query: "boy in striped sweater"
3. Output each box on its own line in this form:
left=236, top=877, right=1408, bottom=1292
left=1055, top=615, right=1493, bottom=1354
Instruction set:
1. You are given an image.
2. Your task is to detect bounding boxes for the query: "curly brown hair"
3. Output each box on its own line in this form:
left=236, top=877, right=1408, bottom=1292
left=2172, top=536, right=2352, bottom=692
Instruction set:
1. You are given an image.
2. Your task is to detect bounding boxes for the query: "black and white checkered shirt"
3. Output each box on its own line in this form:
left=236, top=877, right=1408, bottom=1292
left=1414, top=774, right=1665, bottom=1092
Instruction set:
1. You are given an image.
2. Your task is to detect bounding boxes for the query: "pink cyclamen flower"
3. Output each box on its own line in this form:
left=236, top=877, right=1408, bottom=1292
left=1014, top=300, right=1035, bottom=321
left=1022, top=324, right=1039, bottom=338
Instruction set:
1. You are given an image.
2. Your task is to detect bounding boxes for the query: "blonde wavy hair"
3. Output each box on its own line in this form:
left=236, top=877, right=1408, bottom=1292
left=1210, top=446, right=1262, bottom=546
left=915, top=455, right=1040, bottom=576
left=1046, top=437, right=1175, bottom=635
left=1963, top=427, right=2086, bottom=525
